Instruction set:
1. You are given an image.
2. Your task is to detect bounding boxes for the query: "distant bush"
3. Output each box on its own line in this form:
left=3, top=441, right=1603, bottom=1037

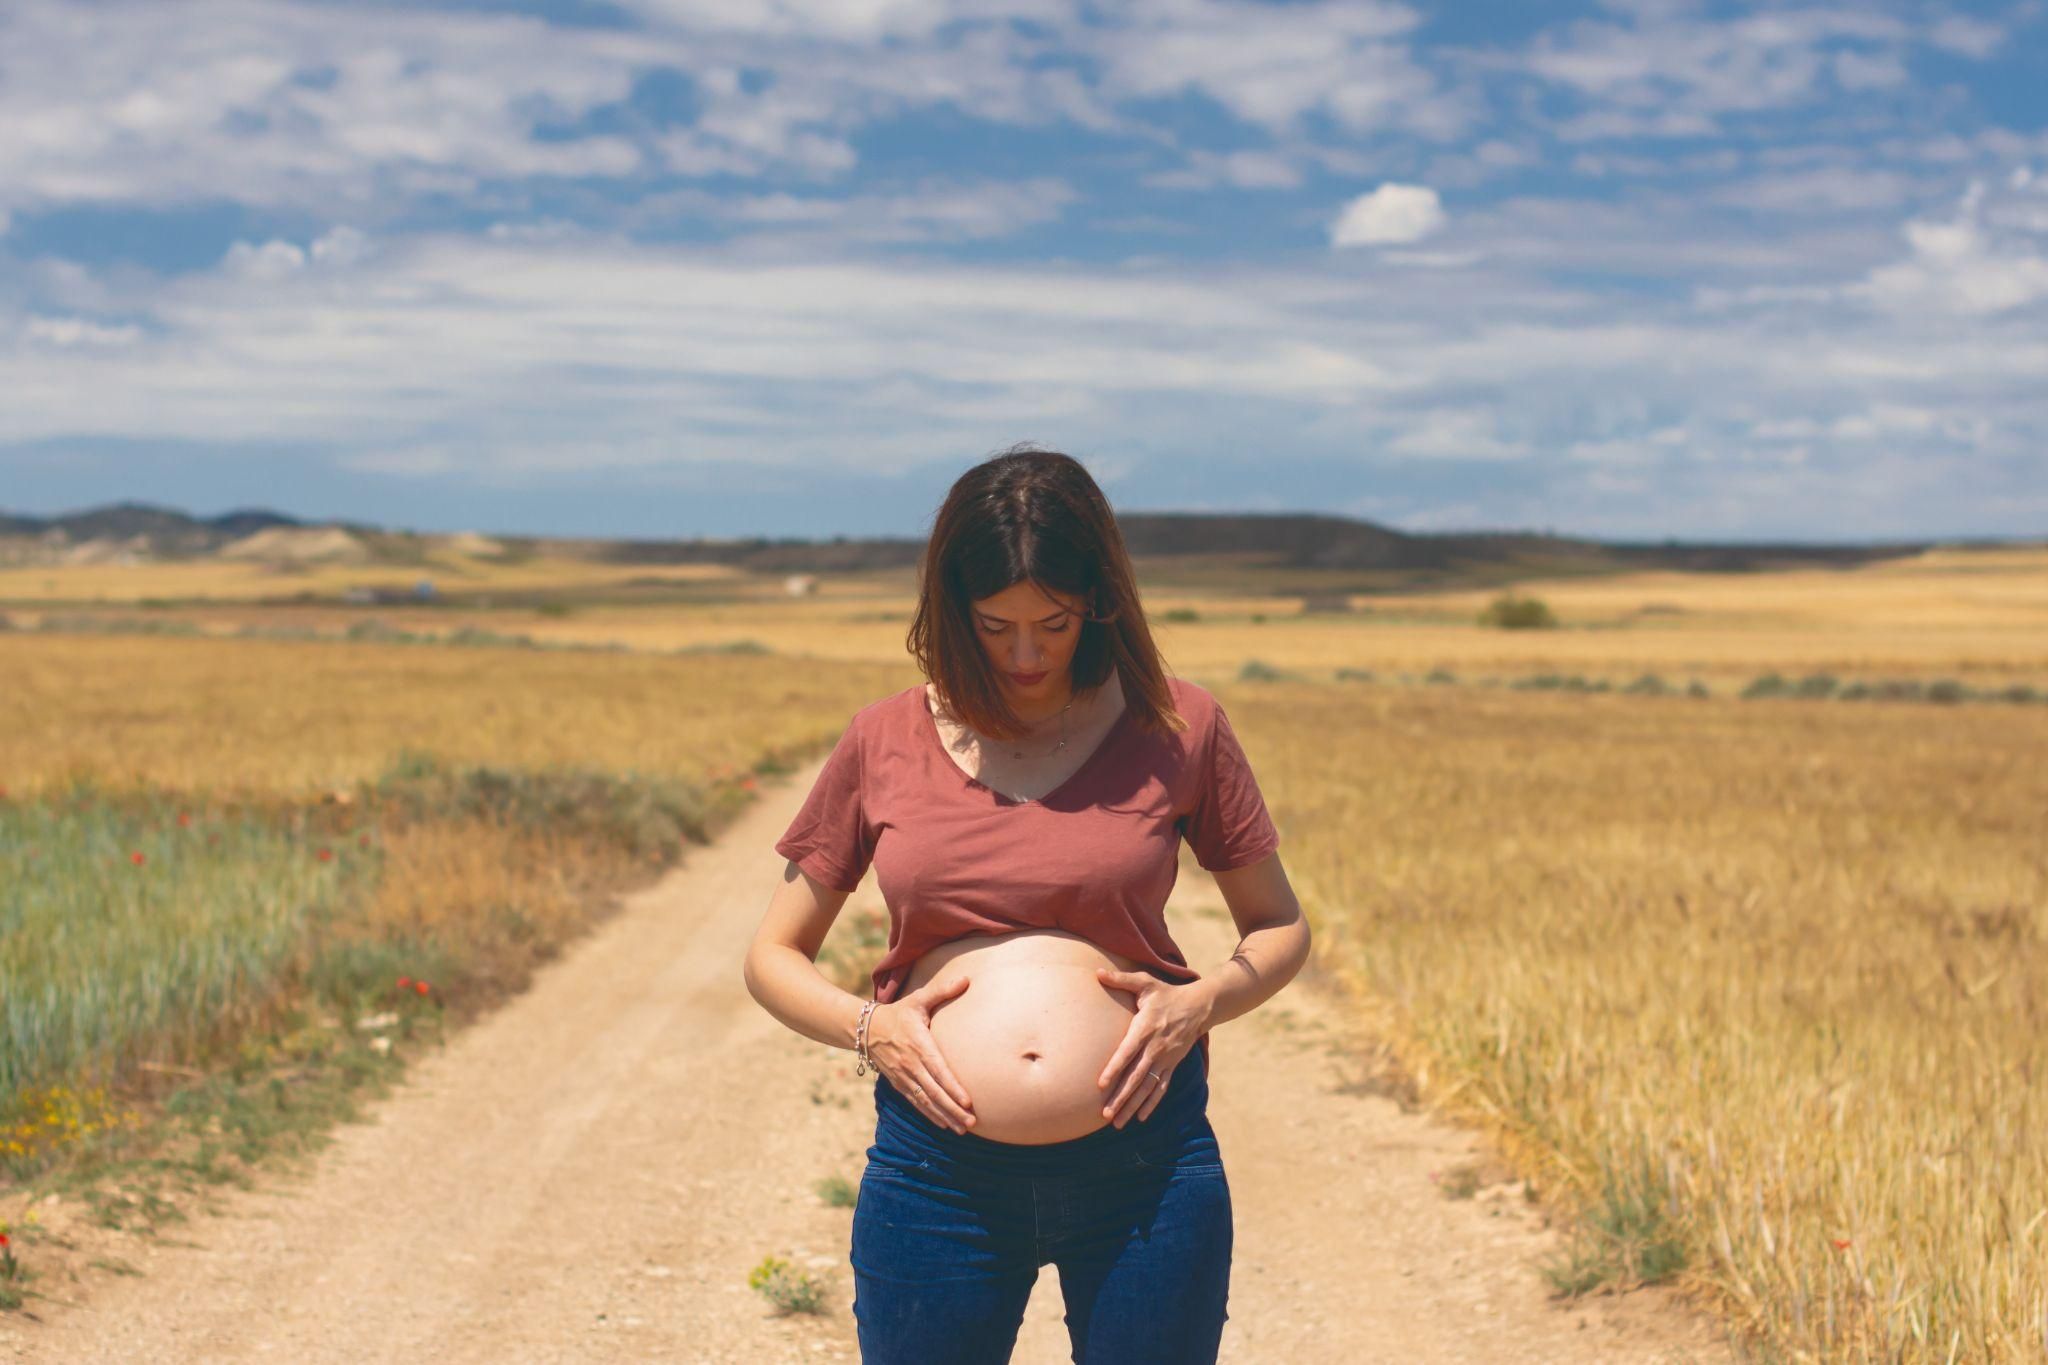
left=1161, top=608, right=1200, bottom=623
left=1424, top=668, right=1458, bottom=685
left=534, top=601, right=575, bottom=618
left=1479, top=592, right=1557, bottom=630
left=1623, top=674, right=1668, bottom=695
left=1237, top=659, right=1288, bottom=682
left=1792, top=673, right=1839, bottom=699
left=1926, top=678, right=1966, bottom=704
left=1686, top=680, right=1711, bottom=699
left=1335, top=667, right=1376, bottom=683
left=1742, top=673, right=1789, bottom=699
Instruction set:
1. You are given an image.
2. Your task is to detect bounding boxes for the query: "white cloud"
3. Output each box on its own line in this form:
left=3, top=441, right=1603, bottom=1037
left=626, top=177, right=1079, bottom=243
left=310, top=226, right=372, bottom=267
left=1385, top=409, right=1527, bottom=460
left=1331, top=183, right=1445, bottom=247
left=1083, top=0, right=1458, bottom=139
left=1926, top=15, right=2003, bottom=59
left=1143, top=149, right=1302, bottom=191
left=221, top=239, right=309, bottom=282
left=1855, top=187, right=2048, bottom=316
left=22, top=315, right=144, bottom=348
left=1511, top=5, right=1916, bottom=140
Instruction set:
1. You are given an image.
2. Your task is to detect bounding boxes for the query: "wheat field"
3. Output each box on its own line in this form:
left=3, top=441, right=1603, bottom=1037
left=4, top=544, right=2044, bottom=1357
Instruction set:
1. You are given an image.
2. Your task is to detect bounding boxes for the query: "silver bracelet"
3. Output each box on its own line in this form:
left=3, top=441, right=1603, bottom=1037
left=853, top=999, right=878, bottom=1076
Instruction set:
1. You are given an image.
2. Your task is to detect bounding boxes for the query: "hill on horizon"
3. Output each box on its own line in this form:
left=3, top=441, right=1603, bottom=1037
left=0, top=498, right=2007, bottom=585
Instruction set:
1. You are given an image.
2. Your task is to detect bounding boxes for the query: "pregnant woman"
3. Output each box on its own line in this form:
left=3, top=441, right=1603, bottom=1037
left=743, top=444, right=1312, bottom=1364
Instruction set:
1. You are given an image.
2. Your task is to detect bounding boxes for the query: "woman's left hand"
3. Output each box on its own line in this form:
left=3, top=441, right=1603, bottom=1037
left=1094, top=968, right=1211, bottom=1128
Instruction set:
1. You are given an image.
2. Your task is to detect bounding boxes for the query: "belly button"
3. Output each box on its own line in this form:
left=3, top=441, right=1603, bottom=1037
left=1022, top=1050, right=1042, bottom=1061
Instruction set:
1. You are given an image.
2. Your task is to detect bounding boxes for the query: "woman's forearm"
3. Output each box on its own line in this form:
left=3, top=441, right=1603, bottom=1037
left=743, top=942, right=869, bottom=1051
left=1191, top=913, right=1312, bottom=1031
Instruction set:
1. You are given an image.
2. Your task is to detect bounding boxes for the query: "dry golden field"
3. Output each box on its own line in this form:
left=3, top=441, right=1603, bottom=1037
left=8, top=543, right=2044, bottom=692
left=0, top=634, right=910, bottom=799
left=5, top=544, right=2045, bottom=1357
left=1229, top=681, right=2048, bottom=1363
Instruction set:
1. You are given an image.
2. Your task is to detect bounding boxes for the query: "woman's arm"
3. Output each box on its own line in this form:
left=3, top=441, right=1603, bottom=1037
left=742, top=863, right=868, bottom=1051
left=1190, top=852, right=1311, bottom=1030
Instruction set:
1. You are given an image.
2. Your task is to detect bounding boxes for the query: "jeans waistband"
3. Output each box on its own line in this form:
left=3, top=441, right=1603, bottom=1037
left=873, top=1044, right=1209, bottom=1179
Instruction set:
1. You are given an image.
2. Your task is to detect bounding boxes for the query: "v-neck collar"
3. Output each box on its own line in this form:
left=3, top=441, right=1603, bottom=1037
left=918, top=681, right=1134, bottom=807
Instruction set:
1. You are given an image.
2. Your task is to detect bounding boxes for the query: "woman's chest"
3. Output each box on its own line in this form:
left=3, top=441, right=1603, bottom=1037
left=865, top=781, right=1184, bottom=916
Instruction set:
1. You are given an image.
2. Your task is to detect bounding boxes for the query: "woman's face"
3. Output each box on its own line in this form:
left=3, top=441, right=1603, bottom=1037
left=969, top=579, right=1087, bottom=705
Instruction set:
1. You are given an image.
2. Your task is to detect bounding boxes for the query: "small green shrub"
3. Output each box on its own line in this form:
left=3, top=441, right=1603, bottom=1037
left=1478, top=592, right=1557, bottom=630
left=748, top=1254, right=830, bottom=1315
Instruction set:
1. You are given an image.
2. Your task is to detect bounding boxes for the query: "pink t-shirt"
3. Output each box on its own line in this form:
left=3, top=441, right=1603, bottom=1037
left=773, top=673, right=1281, bottom=1080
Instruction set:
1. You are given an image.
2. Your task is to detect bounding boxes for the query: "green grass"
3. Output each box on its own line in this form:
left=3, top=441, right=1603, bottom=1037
left=0, top=788, right=378, bottom=1110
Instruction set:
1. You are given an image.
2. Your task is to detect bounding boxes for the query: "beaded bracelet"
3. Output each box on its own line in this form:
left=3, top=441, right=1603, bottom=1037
left=853, top=999, right=878, bottom=1077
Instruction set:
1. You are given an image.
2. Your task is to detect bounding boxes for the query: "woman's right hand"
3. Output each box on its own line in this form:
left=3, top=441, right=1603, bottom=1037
left=869, top=976, right=977, bottom=1134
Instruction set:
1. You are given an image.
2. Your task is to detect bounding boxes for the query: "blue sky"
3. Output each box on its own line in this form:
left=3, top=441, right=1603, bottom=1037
left=2, top=0, right=2044, bottom=542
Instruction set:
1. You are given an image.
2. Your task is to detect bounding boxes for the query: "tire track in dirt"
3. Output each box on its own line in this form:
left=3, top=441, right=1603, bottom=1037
left=3, top=755, right=1734, bottom=1363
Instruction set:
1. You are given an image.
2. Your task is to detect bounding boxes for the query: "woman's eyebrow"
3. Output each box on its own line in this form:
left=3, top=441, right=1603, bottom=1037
left=979, top=608, right=1073, bottom=624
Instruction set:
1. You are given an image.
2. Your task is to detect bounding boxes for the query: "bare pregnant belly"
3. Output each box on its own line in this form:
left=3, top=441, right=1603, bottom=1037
left=905, top=929, right=1145, bottom=1146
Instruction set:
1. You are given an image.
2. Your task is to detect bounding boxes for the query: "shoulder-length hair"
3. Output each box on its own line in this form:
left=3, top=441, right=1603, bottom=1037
left=907, top=443, right=1187, bottom=744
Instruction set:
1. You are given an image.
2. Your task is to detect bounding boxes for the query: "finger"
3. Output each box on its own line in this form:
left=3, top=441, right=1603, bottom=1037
left=900, top=1077, right=951, bottom=1133
left=921, top=1051, right=977, bottom=1127
left=1109, top=1061, right=1164, bottom=1128
left=1098, top=1038, right=1137, bottom=1092
left=1102, top=1065, right=1144, bottom=1124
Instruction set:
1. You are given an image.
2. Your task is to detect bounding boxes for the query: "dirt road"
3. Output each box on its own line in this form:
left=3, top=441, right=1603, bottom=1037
left=2, top=757, right=1734, bottom=1362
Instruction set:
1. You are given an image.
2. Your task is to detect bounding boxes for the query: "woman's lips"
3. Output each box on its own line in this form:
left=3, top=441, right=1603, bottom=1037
left=1009, top=670, right=1047, bottom=684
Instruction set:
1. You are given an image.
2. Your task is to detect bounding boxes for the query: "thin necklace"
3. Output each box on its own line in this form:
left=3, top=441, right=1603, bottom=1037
left=1002, top=696, right=1074, bottom=760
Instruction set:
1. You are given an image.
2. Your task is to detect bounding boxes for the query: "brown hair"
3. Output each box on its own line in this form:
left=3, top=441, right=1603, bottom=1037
left=907, top=443, right=1187, bottom=744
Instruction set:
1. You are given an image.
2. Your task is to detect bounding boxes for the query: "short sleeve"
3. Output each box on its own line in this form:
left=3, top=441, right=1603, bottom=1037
left=1182, top=698, right=1281, bottom=872
left=774, top=715, right=876, bottom=894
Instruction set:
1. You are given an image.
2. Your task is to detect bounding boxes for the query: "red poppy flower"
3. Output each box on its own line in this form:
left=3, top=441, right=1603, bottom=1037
left=1832, top=1238, right=1853, bottom=1251
left=0, top=1231, right=9, bottom=1247
left=130, top=850, right=146, bottom=865
left=415, top=981, right=430, bottom=995
left=177, top=811, right=192, bottom=828
left=317, top=847, right=334, bottom=862
left=397, top=976, right=412, bottom=989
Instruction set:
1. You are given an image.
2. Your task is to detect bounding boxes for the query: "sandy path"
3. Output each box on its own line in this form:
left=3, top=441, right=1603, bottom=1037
left=3, top=757, right=1734, bottom=1363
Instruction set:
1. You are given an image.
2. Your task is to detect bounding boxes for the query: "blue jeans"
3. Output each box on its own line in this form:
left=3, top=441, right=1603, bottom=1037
left=850, top=1045, right=1232, bottom=1364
